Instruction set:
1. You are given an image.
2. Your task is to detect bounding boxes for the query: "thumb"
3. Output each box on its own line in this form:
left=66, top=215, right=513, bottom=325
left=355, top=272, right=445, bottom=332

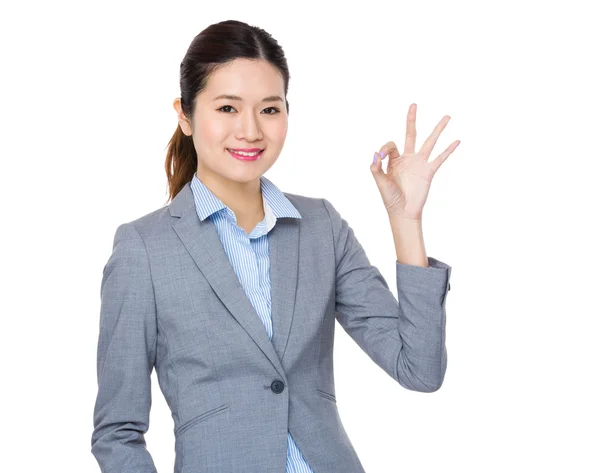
left=370, top=151, right=386, bottom=181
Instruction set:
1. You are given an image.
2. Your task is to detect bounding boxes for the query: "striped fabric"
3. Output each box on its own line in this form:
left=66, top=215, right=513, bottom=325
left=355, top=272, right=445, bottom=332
left=190, top=173, right=316, bottom=473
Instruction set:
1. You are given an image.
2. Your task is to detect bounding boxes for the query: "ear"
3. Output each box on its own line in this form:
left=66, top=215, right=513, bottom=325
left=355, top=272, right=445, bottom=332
left=173, top=97, right=193, bottom=136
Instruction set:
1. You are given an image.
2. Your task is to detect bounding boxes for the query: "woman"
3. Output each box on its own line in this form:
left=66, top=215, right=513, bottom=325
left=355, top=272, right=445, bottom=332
left=91, top=19, right=458, bottom=473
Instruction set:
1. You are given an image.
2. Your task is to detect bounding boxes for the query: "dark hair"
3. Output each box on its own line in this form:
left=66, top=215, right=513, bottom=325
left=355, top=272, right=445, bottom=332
left=163, top=20, right=291, bottom=204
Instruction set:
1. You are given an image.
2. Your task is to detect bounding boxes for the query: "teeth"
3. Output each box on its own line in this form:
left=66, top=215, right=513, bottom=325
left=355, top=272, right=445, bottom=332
left=229, top=149, right=261, bottom=156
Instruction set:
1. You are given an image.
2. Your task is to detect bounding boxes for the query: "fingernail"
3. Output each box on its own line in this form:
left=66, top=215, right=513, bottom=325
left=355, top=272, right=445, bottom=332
left=379, top=151, right=386, bottom=159
left=373, top=152, right=378, bottom=164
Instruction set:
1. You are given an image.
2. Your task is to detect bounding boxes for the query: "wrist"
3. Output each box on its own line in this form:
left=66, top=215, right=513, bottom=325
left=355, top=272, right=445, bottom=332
left=388, top=215, right=428, bottom=267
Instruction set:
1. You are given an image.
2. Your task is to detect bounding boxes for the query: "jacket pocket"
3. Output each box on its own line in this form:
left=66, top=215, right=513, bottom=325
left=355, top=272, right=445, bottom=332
left=316, top=388, right=337, bottom=403
left=175, top=404, right=230, bottom=437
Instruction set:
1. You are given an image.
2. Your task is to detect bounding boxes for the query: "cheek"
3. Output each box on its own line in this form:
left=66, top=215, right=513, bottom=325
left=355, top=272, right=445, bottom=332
left=197, top=118, right=228, bottom=143
left=268, top=120, right=288, bottom=143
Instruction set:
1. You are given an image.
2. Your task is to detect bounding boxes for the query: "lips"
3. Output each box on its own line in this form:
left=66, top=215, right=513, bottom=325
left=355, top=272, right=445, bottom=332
left=227, top=149, right=264, bottom=161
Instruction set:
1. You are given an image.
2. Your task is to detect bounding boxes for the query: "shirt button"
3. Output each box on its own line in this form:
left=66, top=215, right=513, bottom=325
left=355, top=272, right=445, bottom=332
left=270, top=379, right=285, bottom=393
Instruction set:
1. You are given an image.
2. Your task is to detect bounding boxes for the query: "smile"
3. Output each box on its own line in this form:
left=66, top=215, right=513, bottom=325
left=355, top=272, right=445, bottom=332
left=227, top=149, right=263, bottom=161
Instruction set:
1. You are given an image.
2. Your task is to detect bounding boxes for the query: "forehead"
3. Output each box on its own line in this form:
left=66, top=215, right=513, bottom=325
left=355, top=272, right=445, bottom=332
left=201, top=58, right=284, bottom=98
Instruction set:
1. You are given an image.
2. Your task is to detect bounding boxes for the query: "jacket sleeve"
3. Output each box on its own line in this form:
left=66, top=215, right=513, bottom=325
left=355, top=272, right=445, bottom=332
left=322, top=198, right=452, bottom=393
left=91, top=223, right=159, bottom=472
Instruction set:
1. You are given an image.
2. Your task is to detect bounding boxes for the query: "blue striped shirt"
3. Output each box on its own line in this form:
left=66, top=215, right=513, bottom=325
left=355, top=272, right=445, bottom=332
left=190, top=173, right=316, bottom=473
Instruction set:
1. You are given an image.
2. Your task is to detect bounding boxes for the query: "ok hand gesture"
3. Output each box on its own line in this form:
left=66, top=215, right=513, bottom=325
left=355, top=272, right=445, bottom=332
left=370, top=103, right=461, bottom=220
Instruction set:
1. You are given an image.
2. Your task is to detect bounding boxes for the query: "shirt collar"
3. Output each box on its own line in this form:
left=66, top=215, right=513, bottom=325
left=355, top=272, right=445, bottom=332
left=190, top=173, right=302, bottom=224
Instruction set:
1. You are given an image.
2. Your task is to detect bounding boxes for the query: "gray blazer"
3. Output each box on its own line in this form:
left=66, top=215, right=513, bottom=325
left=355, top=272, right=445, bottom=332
left=91, top=180, right=452, bottom=473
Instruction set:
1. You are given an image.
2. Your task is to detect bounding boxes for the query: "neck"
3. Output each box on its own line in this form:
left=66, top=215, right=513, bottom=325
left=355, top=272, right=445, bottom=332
left=195, top=171, right=264, bottom=222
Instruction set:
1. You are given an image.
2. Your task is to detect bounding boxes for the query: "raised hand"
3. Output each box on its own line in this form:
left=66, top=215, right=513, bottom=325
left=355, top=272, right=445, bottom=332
left=370, top=103, right=460, bottom=220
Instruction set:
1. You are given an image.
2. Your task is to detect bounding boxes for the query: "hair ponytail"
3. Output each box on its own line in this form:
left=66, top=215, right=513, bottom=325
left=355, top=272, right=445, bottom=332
left=164, top=123, right=197, bottom=205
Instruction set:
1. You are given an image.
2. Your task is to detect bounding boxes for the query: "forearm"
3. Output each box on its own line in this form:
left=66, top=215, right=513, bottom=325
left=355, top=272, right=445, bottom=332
left=388, top=213, right=428, bottom=267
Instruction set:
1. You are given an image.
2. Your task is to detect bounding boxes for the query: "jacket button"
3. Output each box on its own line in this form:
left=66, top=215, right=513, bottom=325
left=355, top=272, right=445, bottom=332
left=271, top=379, right=285, bottom=393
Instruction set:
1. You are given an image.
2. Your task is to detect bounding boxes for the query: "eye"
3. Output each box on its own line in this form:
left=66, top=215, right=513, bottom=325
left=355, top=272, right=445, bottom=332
left=217, top=105, right=281, bottom=115
left=263, top=107, right=281, bottom=115
left=218, top=105, right=235, bottom=113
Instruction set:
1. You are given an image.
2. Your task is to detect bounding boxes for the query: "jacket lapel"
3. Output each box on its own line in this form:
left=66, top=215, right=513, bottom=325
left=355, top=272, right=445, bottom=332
left=169, top=182, right=300, bottom=381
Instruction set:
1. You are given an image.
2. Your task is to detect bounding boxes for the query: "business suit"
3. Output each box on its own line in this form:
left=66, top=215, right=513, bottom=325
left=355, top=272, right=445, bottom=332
left=91, top=175, right=452, bottom=473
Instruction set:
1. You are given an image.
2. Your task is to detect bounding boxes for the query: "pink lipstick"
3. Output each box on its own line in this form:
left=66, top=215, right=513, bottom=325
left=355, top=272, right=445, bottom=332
left=227, top=149, right=264, bottom=161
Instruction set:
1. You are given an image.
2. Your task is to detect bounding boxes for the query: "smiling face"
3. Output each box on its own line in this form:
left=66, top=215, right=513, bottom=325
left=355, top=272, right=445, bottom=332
left=174, top=58, right=288, bottom=191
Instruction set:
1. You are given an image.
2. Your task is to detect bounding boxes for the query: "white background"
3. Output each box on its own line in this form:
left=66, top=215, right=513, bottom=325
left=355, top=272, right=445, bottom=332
left=1, top=0, right=599, bottom=471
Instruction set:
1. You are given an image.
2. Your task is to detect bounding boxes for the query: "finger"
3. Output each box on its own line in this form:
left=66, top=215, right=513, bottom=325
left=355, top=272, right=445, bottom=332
left=370, top=151, right=388, bottom=188
left=378, top=141, right=400, bottom=161
left=429, top=140, right=461, bottom=173
left=419, top=115, right=451, bottom=159
left=404, top=103, right=417, bottom=155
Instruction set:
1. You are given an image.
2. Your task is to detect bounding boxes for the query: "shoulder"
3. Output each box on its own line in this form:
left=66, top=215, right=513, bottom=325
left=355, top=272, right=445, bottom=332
left=112, top=204, right=171, bottom=244
left=282, top=191, right=339, bottom=216
left=281, top=192, right=348, bottom=232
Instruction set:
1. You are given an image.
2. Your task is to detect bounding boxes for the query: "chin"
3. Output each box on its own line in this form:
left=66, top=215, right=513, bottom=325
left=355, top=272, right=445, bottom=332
left=222, top=168, right=265, bottom=183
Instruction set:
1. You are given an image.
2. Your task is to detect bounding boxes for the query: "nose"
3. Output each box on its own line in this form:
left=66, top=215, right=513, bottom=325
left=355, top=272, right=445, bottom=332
left=235, top=110, right=263, bottom=142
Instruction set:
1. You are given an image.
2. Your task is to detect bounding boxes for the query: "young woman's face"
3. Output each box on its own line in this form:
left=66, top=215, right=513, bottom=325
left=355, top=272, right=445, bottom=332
left=175, top=58, right=288, bottom=186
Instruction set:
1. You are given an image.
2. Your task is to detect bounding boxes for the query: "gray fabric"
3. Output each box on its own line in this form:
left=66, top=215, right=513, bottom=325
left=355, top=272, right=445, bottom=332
left=91, top=181, right=452, bottom=473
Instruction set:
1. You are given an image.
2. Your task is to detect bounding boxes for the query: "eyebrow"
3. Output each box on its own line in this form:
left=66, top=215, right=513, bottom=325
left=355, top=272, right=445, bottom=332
left=213, top=94, right=284, bottom=103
